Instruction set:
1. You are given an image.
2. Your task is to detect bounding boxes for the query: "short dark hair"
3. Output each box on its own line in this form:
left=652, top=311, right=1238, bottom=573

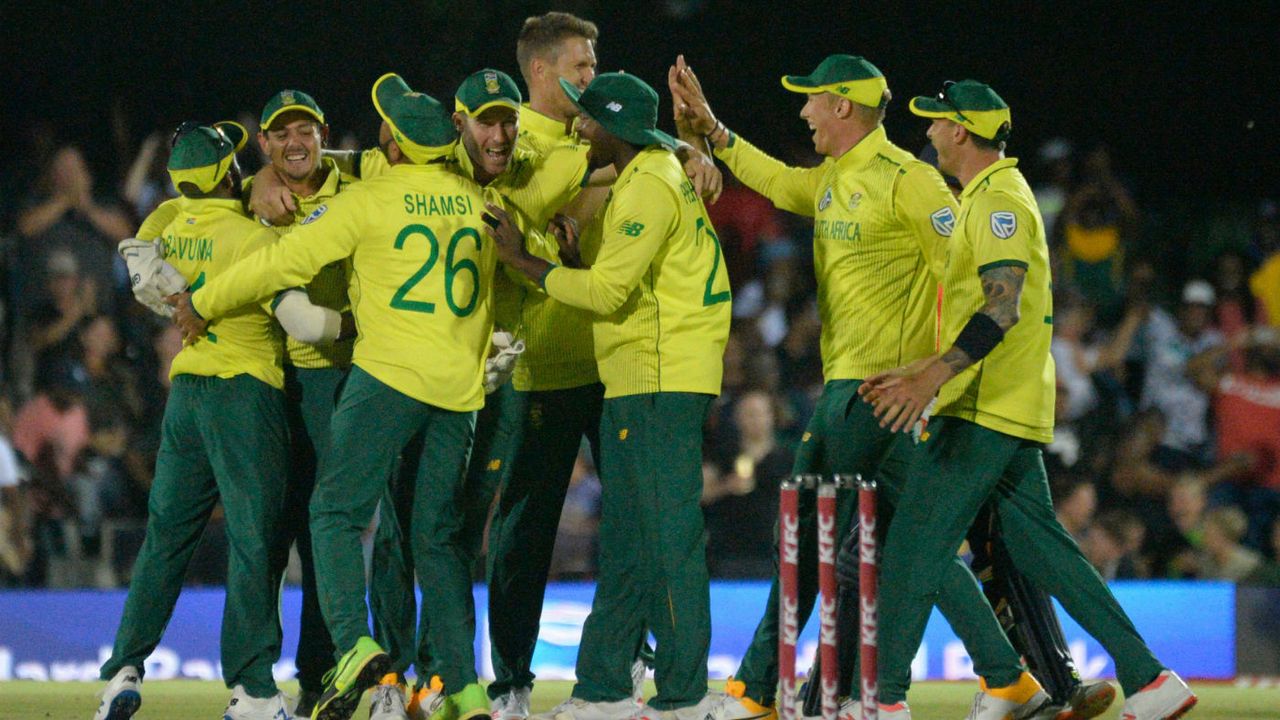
left=970, top=123, right=1009, bottom=153
left=516, top=12, right=599, bottom=82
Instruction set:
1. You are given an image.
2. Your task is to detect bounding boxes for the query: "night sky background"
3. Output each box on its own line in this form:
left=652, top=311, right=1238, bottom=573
left=3, top=1, right=1277, bottom=208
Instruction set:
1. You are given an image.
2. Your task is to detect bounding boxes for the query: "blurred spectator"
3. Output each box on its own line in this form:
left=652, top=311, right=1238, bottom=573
left=12, top=387, right=90, bottom=484
left=1205, top=328, right=1280, bottom=547
left=0, top=397, right=32, bottom=585
left=14, top=251, right=98, bottom=396
left=733, top=248, right=803, bottom=348
left=1083, top=509, right=1146, bottom=580
left=1242, top=520, right=1280, bottom=586
left=1127, top=280, right=1225, bottom=468
left=707, top=175, right=786, bottom=291
left=1198, top=506, right=1262, bottom=581
left=1250, top=200, right=1280, bottom=327
left=1159, top=475, right=1208, bottom=578
left=1055, top=147, right=1139, bottom=324
left=120, top=131, right=175, bottom=221
left=14, top=145, right=132, bottom=318
left=1050, top=473, right=1096, bottom=543
left=1032, top=138, right=1073, bottom=239
left=702, top=390, right=793, bottom=578
left=549, top=448, right=602, bottom=580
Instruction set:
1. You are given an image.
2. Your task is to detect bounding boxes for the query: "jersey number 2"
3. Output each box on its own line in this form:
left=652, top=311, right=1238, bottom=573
left=698, top=218, right=731, bottom=307
left=390, top=224, right=482, bottom=317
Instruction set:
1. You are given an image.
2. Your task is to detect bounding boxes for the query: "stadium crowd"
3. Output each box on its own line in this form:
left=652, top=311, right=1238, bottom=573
left=0, top=116, right=1277, bottom=592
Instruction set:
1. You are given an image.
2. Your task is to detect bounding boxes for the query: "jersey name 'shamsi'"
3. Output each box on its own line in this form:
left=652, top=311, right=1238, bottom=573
left=403, top=192, right=475, bottom=217
left=162, top=234, right=215, bottom=262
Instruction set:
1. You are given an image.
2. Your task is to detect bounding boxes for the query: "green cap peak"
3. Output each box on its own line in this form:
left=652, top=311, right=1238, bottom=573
left=372, top=73, right=458, bottom=163
left=781, top=54, right=888, bottom=107
left=261, top=89, right=325, bottom=130
left=909, top=80, right=1011, bottom=141
left=455, top=69, right=522, bottom=116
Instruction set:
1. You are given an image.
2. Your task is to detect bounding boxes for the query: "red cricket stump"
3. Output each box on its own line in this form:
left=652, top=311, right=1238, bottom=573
left=778, top=477, right=801, bottom=720
left=858, top=478, right=879, bottom=720
left=816, top=478, right=839, bottom=720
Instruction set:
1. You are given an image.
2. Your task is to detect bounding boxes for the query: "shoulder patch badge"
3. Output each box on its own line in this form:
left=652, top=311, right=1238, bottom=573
left=848, top=191, right=863, bottom=210
left=930, top=207, right=955, bottom=237
left=990, top=211, right=1017, bottom=239
left=818, top=187, right=833, bottom=212
left=301, top=204, right=328, bottom=225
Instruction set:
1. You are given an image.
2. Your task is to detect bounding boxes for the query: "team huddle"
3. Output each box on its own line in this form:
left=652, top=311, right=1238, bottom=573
left=91, top=11, right=1197, bottom=720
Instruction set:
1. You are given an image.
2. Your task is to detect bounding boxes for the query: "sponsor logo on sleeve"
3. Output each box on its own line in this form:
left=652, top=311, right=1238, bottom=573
left=990, top=211, right=1017, bottom=239
left=930, top=207, right=956, bottom=237
left=301, top=204, right=328, bottom=225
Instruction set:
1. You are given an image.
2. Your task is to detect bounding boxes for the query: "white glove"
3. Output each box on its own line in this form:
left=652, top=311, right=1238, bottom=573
left=912, top=397, right=938, bottom=444
left=483, top=330, right=526, bottom=394
left=118, top=238, right=188, bottom=317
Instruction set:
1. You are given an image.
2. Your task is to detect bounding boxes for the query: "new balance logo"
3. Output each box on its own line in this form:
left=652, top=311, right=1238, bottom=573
left=619, top=221, right=645, bottom=236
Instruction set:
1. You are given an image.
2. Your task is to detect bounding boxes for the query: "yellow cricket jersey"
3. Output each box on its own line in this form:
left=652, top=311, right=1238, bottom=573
left=161, top=197, right=283, bottom=389
left=192, top=162, right=499, bottom=412
left=716, top=126, right=956, bottom=381
left=936, top=158, right=1055, bottom=443
left=138, top=198, right=182, bottom=239
left=248, top=157, right=355, bottom=370
left=510, top=104, right=599, bottom=392
left=544, top=147, right=731, bottom=398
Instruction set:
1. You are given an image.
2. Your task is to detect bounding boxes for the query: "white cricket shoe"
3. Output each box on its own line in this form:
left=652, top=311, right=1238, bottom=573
left=532, top=697, right=662, bottom=720
left=703, top=681, right=776, bottom=720
left=965, top=689, right=1051, bottom=720
left=658, top=693, right=720, bottom=720
left=93, top=666, right=142, bottom=720
left=370, top=680, right=410, bottom=720
left=631, top=658, right=648, bottom=704
left=221, top=685, right=294, bottom=720
left=1118, top=670, right=1197, bottom=720
left=493, top=687, right=533, bottom=720
left=836, top=699, right=911, bottom=720
left=409, top=676, right=445, bottom=720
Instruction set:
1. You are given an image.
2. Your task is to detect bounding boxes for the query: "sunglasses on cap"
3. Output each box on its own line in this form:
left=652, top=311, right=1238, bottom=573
left=169, top=121, right=234, bottom=151
left=936, top=81, right=970, bottom=124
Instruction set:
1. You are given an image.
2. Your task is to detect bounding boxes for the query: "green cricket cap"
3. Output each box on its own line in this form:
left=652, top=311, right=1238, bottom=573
left=372, top=72, right=458, bottom=163
left=455, top=68, right=522, bottom=116
left=260, top=89, right=325, bottom=130
left=781, top=54, right=888, bottom=108
left=212, top=120, right=248, bottom=153
left=910, top=79, right=1012, bottom=141
left=168, top=125, right=237, bottom=193
left=559, top=72, right=677, bottom=150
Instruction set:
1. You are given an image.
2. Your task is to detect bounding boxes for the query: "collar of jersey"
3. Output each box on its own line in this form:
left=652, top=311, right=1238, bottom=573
left=294, top=157, right=344, bottom=203
left=176, top=196, right=244, bottom=215
left=520, top=103, right=574, bottom=141
left=832, top=125, right=889, bottom=171
left=961, top=157, right=1019, bottom=200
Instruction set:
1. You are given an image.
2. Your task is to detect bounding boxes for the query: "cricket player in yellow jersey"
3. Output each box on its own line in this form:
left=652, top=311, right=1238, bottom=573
left=668, top=55, right=1065, bottom=720
left=487, top=72, right=729, bottom=720
left=171, top=74, right=499, bottom=720
left=861, top=80, right=1197, bottom=720
left=96, top=124, right=297, bottom=720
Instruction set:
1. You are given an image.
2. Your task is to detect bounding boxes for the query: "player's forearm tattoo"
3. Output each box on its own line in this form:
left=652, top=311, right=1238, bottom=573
left=978, top=265, right=1026, bottom=331
left=941, top=346, right=975, bottom=375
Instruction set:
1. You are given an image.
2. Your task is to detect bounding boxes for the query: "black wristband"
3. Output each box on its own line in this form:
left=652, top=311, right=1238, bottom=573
left=953, top=312, right=1004, bottom=361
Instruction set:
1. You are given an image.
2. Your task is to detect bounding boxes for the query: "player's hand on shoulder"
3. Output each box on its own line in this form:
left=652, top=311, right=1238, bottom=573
left=683, top=152, right=723, bottom=205
left=248, top=166, right=296, bottom=226
left=547, top=213, right=583, bottom=268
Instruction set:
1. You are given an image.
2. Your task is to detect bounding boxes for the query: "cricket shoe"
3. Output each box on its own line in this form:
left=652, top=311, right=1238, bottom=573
left=409, top=676, right=445, bottom=720
left=93, top=666, right=141, bottom=720
left=1118, top=670, right=1196, bottom=720
left=836, top=699, right=912, bottom=720
left=369, top=674, right=410, bottom=720
left=221, top=685, right=294, bottom=720
left=631, top=657, right=649, bottom=704
left=296, top=689, right=322, bottom=719
left=656, top=692, right=718, bottom=720
left=492, top=687, right=532, bottom=720
left=966, top=672, right=1051, bottom=720
left=431, top=682, right=491, bottom=720
left=314, top=636, right=392, bottom=720
left=703, top=679, right=776, bottom=720
left=532, top=697, right=662, bottom=720
left=1028, top=681, right=1117, bottom=720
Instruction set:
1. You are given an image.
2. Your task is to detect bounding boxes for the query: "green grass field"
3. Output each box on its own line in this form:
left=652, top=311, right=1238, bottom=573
left=2, top=679, right=1274, bottom=720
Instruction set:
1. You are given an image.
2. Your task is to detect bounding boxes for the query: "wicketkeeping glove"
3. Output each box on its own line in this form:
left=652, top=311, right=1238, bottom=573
left=483, top=330, right=526, bottom=394
left=118, top=238, right=188, bottom=317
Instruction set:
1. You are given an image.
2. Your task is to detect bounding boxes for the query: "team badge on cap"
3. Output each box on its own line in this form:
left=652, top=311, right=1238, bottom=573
left=990, top=211, right=1017, bottom=239
left=484, top=71, right=500, bottom=94
left=931, top=207, right=956, bottom=236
